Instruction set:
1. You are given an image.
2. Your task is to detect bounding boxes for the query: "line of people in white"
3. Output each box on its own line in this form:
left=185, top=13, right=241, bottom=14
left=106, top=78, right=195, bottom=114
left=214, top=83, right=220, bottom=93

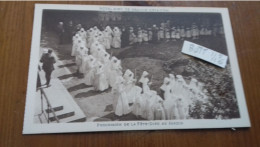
left=71, top=25, right=208, bottom=120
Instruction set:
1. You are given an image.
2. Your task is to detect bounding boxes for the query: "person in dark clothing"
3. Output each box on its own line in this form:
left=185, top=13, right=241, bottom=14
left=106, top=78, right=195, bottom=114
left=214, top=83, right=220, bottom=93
left=152, top=24, right=158, bottom=43
left=65, top=20, right=74, bottom=43
left=121, top=26, right=130, bottom=48
left=57, top=22, right=65, bottom=44
left=40, top=49, right=56, bottom=87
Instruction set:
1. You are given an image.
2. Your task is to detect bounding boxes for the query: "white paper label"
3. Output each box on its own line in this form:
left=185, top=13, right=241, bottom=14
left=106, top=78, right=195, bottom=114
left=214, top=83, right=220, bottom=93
left=181, top=41, right=228, bottom=68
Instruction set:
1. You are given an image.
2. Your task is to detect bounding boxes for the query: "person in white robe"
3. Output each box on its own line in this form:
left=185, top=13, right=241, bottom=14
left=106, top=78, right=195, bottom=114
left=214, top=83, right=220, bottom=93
left=114, top=76, right=131, bottom=116
left=105, top=26, right=113, bottom=45
left=148, top=28, right=153, bottom=41
left=176, top=26, right=181, bottom=40
left=160, top=77, right=172, bottom=101
left=71, top=34, right=81, bottom=56
left=154, top=100, right=166, bottom=120
left=191, top=24, right=197, bottom=40
left=132, top=86, right=144, bottom=118
left=142, top=30, right=149, bottom=43
left=200, top=25, right=206, bottom=36
left=101, top=51, right=111, bottom=82
left=84, top=55, right=96, bottom=86
left=97, top=31, right=105, bottom=47
left=75, top=46, right=85, bottom=73
left=93, top=62, right=109, bottom=91
left=90, top=41, right=105, bottom=59
left=103, top=28, right=112, bottom=49
left=129, top=27, right=137, bottom=45
left=87, top=28, right=95, bottom=47
left=96, top=47, right=106, bottom=62
left=79, top=46, right=89, bottom=73
left=138, top=71, right=152, bottom=94
left=160, top=77, right=176, bottom=120
left=123, top=69, right=137, bottom=103
left=176, top=98, right=187, bottom=119
left=186, top=27, right=192, bottom=38
left=146, top=90, right=164, bottom=120
left=137, top=28, right=143, bottom=44
left=173, top=75, right=186, bottom=98
left=158, top=27, right=164, bottom=41
left=109, top=56, right=123, bottom=88
left=165, top=28, right=171, bottom=42
left=112, top=27, right=122, bottom=48
left=180, top=26, right=186, bottom=39
left=79, top=28, right=87, bottom=41
left=171, top=26, right=176, bottom=41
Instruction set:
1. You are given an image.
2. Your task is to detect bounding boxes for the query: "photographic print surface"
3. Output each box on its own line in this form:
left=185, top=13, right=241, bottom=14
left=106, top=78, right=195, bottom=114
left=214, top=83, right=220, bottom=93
left=23, top=4, right=250, bottom=134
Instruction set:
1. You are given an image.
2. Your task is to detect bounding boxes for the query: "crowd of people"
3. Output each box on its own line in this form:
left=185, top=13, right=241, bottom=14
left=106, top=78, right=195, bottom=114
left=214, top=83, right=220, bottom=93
left=70, top=23, right=209, bottom=120
left=57, top=20, right=224, bottom=46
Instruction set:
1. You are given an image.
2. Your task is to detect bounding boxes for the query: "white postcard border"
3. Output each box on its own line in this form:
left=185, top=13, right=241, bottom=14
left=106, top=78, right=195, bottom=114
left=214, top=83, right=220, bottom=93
left=23, top=4, right=250, bottom=134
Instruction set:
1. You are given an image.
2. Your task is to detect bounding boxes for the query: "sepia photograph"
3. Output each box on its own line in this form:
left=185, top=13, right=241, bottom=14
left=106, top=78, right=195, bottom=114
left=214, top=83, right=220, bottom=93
left=23, top=4, right=250, bottom=134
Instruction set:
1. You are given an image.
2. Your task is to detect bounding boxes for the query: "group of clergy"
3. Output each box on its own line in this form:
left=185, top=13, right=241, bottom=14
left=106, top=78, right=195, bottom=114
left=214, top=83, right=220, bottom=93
left=128, top=22, right=224, bottom=45
left=69, top=21, right=224, bottom=50
left=70, top=25, right=208, bottom=120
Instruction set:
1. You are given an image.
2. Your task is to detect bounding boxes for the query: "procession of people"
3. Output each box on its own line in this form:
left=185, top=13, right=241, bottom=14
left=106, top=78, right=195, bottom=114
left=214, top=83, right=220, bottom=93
left=69, top=22, right=210, bottom=121
left=57, top=19, right=224, bottom=46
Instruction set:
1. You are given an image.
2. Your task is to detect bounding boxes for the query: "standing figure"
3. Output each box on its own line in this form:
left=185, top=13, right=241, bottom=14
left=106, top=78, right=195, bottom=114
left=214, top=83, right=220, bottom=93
left=121, top=26, right=130, bottom=48
left=148, top=28, right=153, bottom=41
left=176, top=98, right=186, bottom=119
left=176, top=26, right=181, bottom=40
left=66, top=20, right=74, bottom=43
left=71, top=34, right=81, bottom=56
left=129, top=27, right=137, bottom=45
left=112, top=27, right=122, bottom=48
left=180, top=26, right=186, bottom=40
left=132, top=86, right=144, bottom=118
left=137, top=27, right=143, bottom=44
left=186, top=27, right=192, bottom=39
left=103, top=28, right=112, bottom=49
left=154, top=101, right=166, bottom=120
left=79, top=28, right=87, bottom=41
left=93, top=62, right=109, bottom=91
left=142, top=30, right=149, bottom=43
left=152, top=24, right=158, bottom=43
left=158, top=26, right=164, bottom=41
left=165, top=28, right=171, bottom=42
left=57, top=22, right=65, bottom=44
left=79, top=46, right=89, bottom=73
left=138, top=71, right=152, bottom=94
left=84, top=55, right=96, bottom=86
left=114, top=77, right=131, bottom=116
left=171, top=26, right=176, bottom=41
left=123, top=69, right=136, bottom=103
left=40, top=49, right=56, bottom=87
left=161, top=77, right=175, bottom=119
left=109, top=57, right=123, bottom=88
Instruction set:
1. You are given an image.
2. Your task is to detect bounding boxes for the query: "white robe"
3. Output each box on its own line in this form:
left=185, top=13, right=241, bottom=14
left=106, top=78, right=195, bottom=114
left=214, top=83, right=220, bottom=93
left=115, top=83, right=130, bottom=116
left=124, top=78, right=136, bottom=103
left=79, top=48, right=89, bottom=73
left=112, top=30, right=121, bottom=48
left=139, top=78, right=150, bottom=94
left=84, top=61, right=96, bottom=86
left=93, top=66, right=109, bottom=91
left=154, top=103, right=166, bottom=120
left=132, top=86, right=144, bottom=116
left=109, top=63, right=122, bottom=88
left=103, top=30, right=111, bottom=49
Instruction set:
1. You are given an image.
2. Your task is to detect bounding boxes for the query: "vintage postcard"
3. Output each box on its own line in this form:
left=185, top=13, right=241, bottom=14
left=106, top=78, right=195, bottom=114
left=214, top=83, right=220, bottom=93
left=23, top=4, right=250, bottom=134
